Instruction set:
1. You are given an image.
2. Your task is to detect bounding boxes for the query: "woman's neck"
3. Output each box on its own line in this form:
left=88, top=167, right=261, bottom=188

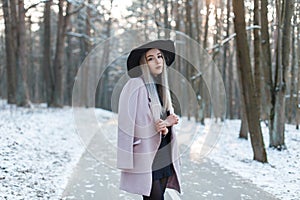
left=152, top=74, right=162, bottom=84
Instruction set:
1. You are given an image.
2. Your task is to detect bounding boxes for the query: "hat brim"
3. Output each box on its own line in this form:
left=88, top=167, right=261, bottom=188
left=127, top=40, right=175, bottom=77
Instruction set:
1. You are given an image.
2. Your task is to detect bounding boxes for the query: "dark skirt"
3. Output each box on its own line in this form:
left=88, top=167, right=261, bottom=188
left=152, top=127, right=173, bottom=180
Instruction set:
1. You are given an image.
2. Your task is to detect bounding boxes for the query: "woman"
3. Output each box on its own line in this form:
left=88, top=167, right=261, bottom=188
left=117, top=40, right=181, bottom=200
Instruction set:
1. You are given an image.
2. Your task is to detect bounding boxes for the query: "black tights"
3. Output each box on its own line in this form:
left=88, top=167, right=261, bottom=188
left=142, top=177, right=168, bottom=200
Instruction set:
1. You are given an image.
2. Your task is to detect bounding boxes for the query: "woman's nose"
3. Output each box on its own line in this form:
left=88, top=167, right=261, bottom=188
left=155, top=57, right=161, bottom=64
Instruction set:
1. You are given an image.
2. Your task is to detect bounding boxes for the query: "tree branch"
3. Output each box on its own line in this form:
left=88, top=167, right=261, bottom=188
left=25, top=3, right=41, bottom=13
left=207, top=25, right=261, bottom=52
left=67, top=3, right=85, bottom=16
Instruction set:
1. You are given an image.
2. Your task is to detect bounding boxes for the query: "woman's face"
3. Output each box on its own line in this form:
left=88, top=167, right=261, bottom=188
left=145, top=48, right=164, bottom=76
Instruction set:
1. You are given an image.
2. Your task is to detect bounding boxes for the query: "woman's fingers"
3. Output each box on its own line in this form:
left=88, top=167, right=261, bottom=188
left=161, top=127, right=168, bottom=136
left=165, top=114, right=179, bottom=126
left=155, top=115, right=179, bottom=133
left=156, top=119, right=168, bottom=132
left=174, top=115, right=179, bottom=124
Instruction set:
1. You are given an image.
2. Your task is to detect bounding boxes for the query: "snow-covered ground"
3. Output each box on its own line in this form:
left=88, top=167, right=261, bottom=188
left=0, top=103, right=84, bottom=199
left=0, top=101, right=299, bottom=199
left=209, top=120, right=300, bottom=200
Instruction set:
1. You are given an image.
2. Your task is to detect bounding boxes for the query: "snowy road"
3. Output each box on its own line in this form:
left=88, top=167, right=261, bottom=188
left=1, top=105, right=297, bottom=199
left=62, top=152, right=278, bottom=200
left=61, top=117, right=278, bottom=200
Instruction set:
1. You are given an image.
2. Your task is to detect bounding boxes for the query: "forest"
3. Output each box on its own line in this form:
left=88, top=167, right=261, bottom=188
left=0, top=0, right=299, bottom=163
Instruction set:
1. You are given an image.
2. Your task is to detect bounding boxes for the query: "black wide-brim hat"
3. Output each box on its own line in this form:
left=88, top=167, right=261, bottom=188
left=127, top=39, right=175, bottom=77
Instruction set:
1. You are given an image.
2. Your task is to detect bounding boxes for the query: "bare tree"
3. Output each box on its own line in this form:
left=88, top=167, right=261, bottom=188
left=198, top=0, right=211, bottom=124
left=296, top=6, right=300, bottom=130
left=96, top=0, right=113, bottom=109
left=232, top=0, right=267, bottom=162
left=269, top=0, right=294, bottom=149
left=2, top=0, right=17, bottom=104
left=16, top=0, right=31, bottom=106
left=253, top=0, right=261, bottom=115
left=52, top=0, right=72, bottom=107
left=43, top=0, right=54, bottom=106
left=236, top=50, right=248, bottom=140
left=223, top=0, right=233, bottom=119
left=0, top=35, right=6, bottom=98
left=260, top=0, right=273, bottom=121
left=183, top=0, right=194, bottom=120
left=288, top=15, right=298, bottom=123
left=163, top=0, right=170, bottom=38
left=192, top=0, right=203, bottom=122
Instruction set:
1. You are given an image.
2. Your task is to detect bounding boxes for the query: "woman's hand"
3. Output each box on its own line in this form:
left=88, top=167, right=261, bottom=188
left=164, top=114, right=179, bottom=127
left=155, top=119, right=169, bottom=136
left=155, top=114, right=179, bottom=136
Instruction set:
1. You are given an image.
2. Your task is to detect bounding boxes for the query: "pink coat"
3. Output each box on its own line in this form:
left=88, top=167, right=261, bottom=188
left=117, top=77, right=181, bottom=196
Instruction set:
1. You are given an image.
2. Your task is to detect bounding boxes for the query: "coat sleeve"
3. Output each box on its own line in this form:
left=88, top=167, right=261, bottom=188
left=117, top=79, right=140, bottom=169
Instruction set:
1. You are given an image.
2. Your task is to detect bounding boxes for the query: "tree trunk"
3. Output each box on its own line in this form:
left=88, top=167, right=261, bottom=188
left=199, top=0, right=211, bottom=124
left=52, top=0, right=71, bottom=107
left=203, top=0, right=210, bottom=50
left=2, top=0, right=17, bottom=104
left=270, top=0, right=294, bottom=149
left=193, top=0, right=203, bottom=122
left=193, top=0, right=201, bottom=43
left=229, top=53, right=236, bottom=118
left=10, top=0, right=17, bottom=53
left=16, top=0, right=30, bottom=106
left=287, top=16, right=297, bottom=123
left=163, top=0, right=170, bottom=38
left=260, top=0, right=273, bottom=120
left=297, top=21, right=300, bottom=130
left=254, top=0, right=261, bottom=116
left=65, top=33, right=73, bottom=106
left=270, top=0, right=281, bottom=148
left=184, top=0, right=194, bottom=121
left=239, top=114, right=249, bottom=139
left=224, top=0, right=232, bottom=119
left=52, top=0, right=65, bottom=106
left=0, top=35, right=6, bottom=98
left=236, top=40, right=248, bottom=140
left=174, top=0, right=180, bottom=32
left=96, top=1, right=112, bottom=109
left=232, top=0, right=267, bottom=162
left=43, top=0, right=54, bottom=106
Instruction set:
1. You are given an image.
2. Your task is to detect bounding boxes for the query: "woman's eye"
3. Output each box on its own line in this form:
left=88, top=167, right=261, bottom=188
left=158, top=55, right=163, bottom=59
left=147, top=58, right=153, bottom=61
